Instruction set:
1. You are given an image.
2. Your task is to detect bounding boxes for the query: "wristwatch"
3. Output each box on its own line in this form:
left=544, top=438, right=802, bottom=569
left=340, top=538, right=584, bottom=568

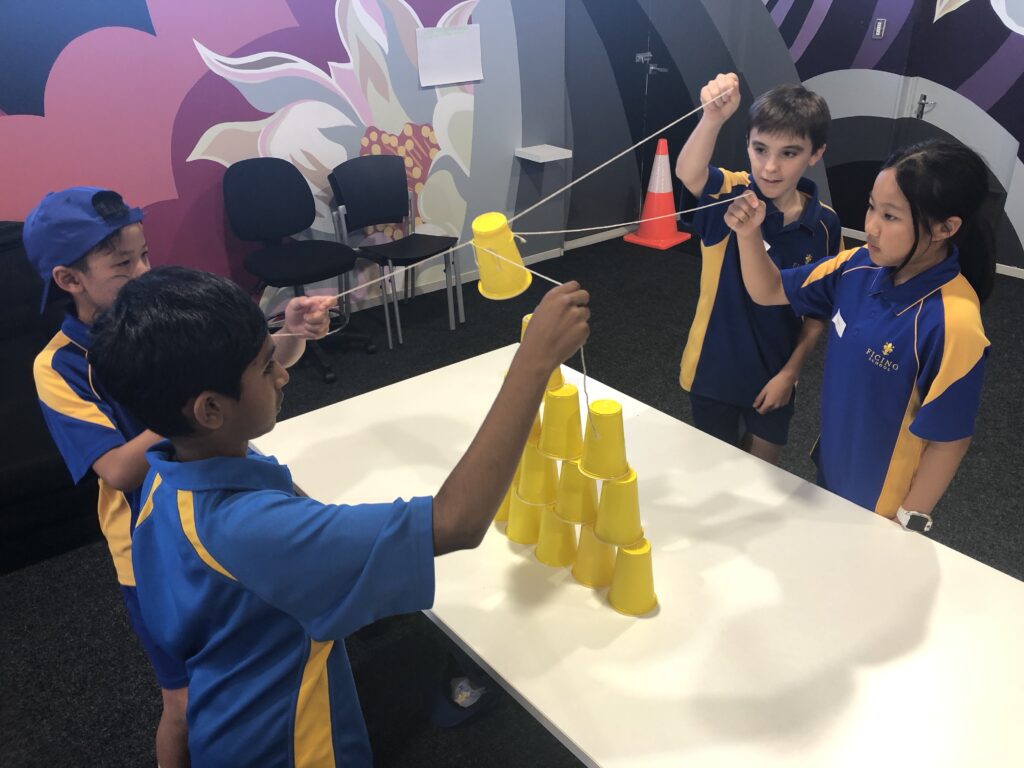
left=896, top=506, right=933, bottom=533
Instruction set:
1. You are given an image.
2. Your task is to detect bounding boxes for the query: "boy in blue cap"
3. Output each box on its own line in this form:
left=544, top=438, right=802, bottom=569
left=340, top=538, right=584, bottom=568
left=24, top=187, right=334, bottom=766
left=88, top=266, right=590, bottom=765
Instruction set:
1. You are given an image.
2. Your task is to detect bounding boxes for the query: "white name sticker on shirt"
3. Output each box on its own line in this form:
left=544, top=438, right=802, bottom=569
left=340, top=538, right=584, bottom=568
left=832, top=309, right=846, bottom=338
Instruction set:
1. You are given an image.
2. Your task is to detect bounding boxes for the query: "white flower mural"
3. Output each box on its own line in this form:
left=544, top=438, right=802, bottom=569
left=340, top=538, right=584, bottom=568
left=188, top=0, right=478, bottom=301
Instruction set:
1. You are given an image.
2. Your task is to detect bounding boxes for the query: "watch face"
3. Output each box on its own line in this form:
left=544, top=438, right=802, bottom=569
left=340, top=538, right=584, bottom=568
left=906, top=513, right=930, bottom=532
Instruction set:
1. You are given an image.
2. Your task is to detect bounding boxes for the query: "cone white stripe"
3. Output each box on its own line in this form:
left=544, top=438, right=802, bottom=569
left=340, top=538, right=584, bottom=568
left=647, top=149, right=674, bottom=194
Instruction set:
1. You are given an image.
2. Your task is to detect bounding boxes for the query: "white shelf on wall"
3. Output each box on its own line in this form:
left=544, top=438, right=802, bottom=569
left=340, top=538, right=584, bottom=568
left=514, top=144, right=573, bottom=163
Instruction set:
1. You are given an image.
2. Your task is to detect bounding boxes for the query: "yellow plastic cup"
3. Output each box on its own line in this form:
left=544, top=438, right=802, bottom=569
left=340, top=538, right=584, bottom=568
left=608, top=538, right=658, bottom=616
left=518, top=442, right=558, bottom=504
left=507, top=491, right=545, bottom=545
left=555, top=459, right=597, bottom=524
left=520, top=314, right=564, bottom=390
left=594, top=468, right=643, bottom=546
left=539, top=384, right=583, bottom=461
left=535, top=506, right=578, bottom=567
left=572, top=525, right=615, bottom=588
left=579, top=399, right=629, bottom=480
left=473, top=212, right=532, bottom=299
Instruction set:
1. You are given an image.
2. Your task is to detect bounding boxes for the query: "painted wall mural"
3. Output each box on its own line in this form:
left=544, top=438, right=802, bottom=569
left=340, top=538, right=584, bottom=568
left=0, top=0, right=545, bottom=303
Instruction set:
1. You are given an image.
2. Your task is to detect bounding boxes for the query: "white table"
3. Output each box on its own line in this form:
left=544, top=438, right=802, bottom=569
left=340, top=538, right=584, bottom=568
left=253, top=345, right=1024, bottom=768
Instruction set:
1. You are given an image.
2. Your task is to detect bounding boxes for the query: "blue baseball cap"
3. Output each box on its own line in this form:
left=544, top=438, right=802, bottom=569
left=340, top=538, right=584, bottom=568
left=23, top=186, right=144, bottom=312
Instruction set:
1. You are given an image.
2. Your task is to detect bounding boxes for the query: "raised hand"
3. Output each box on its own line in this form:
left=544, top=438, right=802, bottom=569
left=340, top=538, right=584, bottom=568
left=700, top=72, right=740, bottom=124
left=725, top=190, right=766, bottom=238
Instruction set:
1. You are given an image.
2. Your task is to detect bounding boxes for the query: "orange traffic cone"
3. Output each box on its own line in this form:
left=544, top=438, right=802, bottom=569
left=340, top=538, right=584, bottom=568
left=623, top=138, right=691, bottom=250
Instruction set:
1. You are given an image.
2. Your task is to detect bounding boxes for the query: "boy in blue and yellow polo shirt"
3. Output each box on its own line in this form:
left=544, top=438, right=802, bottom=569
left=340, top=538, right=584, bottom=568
left=24, top=187, right=334, bottom=766
left=88, top=267, right=590, bottom=765
left=675, top=74, right=842, bottom=464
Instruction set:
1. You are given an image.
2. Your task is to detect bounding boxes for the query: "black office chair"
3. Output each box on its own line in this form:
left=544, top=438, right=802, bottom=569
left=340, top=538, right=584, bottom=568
left=223, top=157, right=376, bottom=384
left=328, top=155, right=462, bottom=350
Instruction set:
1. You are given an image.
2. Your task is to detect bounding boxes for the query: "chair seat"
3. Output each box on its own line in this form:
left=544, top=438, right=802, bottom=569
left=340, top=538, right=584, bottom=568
left=244, top=240, right=359, bottom=287
left=360, top=233, right=458, bottom=267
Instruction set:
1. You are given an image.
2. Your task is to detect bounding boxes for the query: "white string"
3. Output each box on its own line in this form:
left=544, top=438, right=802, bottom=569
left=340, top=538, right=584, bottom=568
left=512, top=195, right=739, bottom=238
left=472, top=243, right=595, bottom=427
left=472, top=243, right=563, bottom=288
left=506, top=88, right=734, bottom=226
left=276, top=191, right=741, bottom=333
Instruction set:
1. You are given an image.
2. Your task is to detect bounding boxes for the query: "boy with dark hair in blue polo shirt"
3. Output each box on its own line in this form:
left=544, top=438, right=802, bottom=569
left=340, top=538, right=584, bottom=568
left=675, top=73, right=842, bottom=464
left=88, top=266, right=590, bottom=765
left=23, top=187, right=334, bottom=767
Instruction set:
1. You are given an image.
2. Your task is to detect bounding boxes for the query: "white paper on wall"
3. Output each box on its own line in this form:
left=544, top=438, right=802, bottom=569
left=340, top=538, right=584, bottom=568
left=416, top=24, right=482, bottom=87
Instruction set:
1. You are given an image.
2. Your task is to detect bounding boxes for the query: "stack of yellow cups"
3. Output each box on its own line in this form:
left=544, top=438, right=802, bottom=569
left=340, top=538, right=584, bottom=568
left=493, top=317, right=657, bottom=616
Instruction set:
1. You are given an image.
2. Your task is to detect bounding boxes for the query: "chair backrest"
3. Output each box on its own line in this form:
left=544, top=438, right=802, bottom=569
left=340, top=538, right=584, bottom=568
left=329, top=155, right=409, bottom=232
left=223, top=157, right=315, bottom=242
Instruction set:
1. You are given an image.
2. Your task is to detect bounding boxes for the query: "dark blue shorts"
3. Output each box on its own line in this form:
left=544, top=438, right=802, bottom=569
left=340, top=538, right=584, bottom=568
left=689, top=390, right=795, bottom=447
left=119, top=585, right=188, bottom=690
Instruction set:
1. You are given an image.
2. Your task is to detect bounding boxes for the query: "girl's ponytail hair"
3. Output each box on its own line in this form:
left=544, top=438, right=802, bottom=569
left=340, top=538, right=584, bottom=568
left=882, top=140, right=996, bottom=302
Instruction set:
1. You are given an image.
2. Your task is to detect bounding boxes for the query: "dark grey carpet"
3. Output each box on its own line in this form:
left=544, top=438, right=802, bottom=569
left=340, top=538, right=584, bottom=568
left=3, top=238, right=1021, bottom=766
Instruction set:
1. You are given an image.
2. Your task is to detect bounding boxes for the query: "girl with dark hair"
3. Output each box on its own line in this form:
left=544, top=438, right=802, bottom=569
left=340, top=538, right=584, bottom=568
left=722, top=139, right=994, bottom=531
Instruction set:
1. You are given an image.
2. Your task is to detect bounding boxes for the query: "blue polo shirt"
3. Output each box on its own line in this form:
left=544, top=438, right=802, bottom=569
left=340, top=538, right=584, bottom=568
left=781, top=246, right=989, bottom=517
left=680, top=166, right=843, bottom=406
left=33, top=312, right=146, bottom=585
left=134, top=445, right=436, bottom=766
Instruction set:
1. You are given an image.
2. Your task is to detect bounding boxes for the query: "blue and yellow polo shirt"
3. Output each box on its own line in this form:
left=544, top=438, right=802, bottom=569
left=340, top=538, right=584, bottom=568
left=33, top=312, right=145, bottom=585
left=134, top=445, right=436, bottom=766
left=680, top=166, right=843, bottom=406
left=781, top=246, right=989, bottom=517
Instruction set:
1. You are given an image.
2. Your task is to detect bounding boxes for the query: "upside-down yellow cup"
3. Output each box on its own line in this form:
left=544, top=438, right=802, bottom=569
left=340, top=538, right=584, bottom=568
left=539, top=384, right=583, bottom=461
left=579, top=399, right=629, bottom=481
left=521, top=313, right=564, bottom=390
left=572, top=525, right=615, bottom=588
left=507, top=491, right=546, bottom=545
left=594, top=468, right=643, bottom=546
left=535, top=507, right=578, bottom=568
left=608, top=538, right=657, bottom=616
left=518, top=442, right=558, bottom=504
left=473, top=212, right=532, bottom=299
left=555, top=459, right=597, bottom=524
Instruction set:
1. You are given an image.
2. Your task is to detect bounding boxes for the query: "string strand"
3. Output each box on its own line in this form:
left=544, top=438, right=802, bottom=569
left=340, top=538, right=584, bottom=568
left=472, top=244, right=595, bottom=427
left=506, top=88, right=734, bottom=226
left=512, top=195, right=739, bottom=238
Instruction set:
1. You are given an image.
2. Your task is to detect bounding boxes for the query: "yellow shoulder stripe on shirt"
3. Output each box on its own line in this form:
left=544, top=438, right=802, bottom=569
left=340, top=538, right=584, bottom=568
left=710, top=168, right=750, bottom=199
left=178, top=490, right=236, bottom=580
left=800, top=247, right=859, bottom=288
left=136, top=474, right=162, bottom=529
left=922, top=276, right=989, bottom=407
left=34, top=333, right=116, bottom=430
